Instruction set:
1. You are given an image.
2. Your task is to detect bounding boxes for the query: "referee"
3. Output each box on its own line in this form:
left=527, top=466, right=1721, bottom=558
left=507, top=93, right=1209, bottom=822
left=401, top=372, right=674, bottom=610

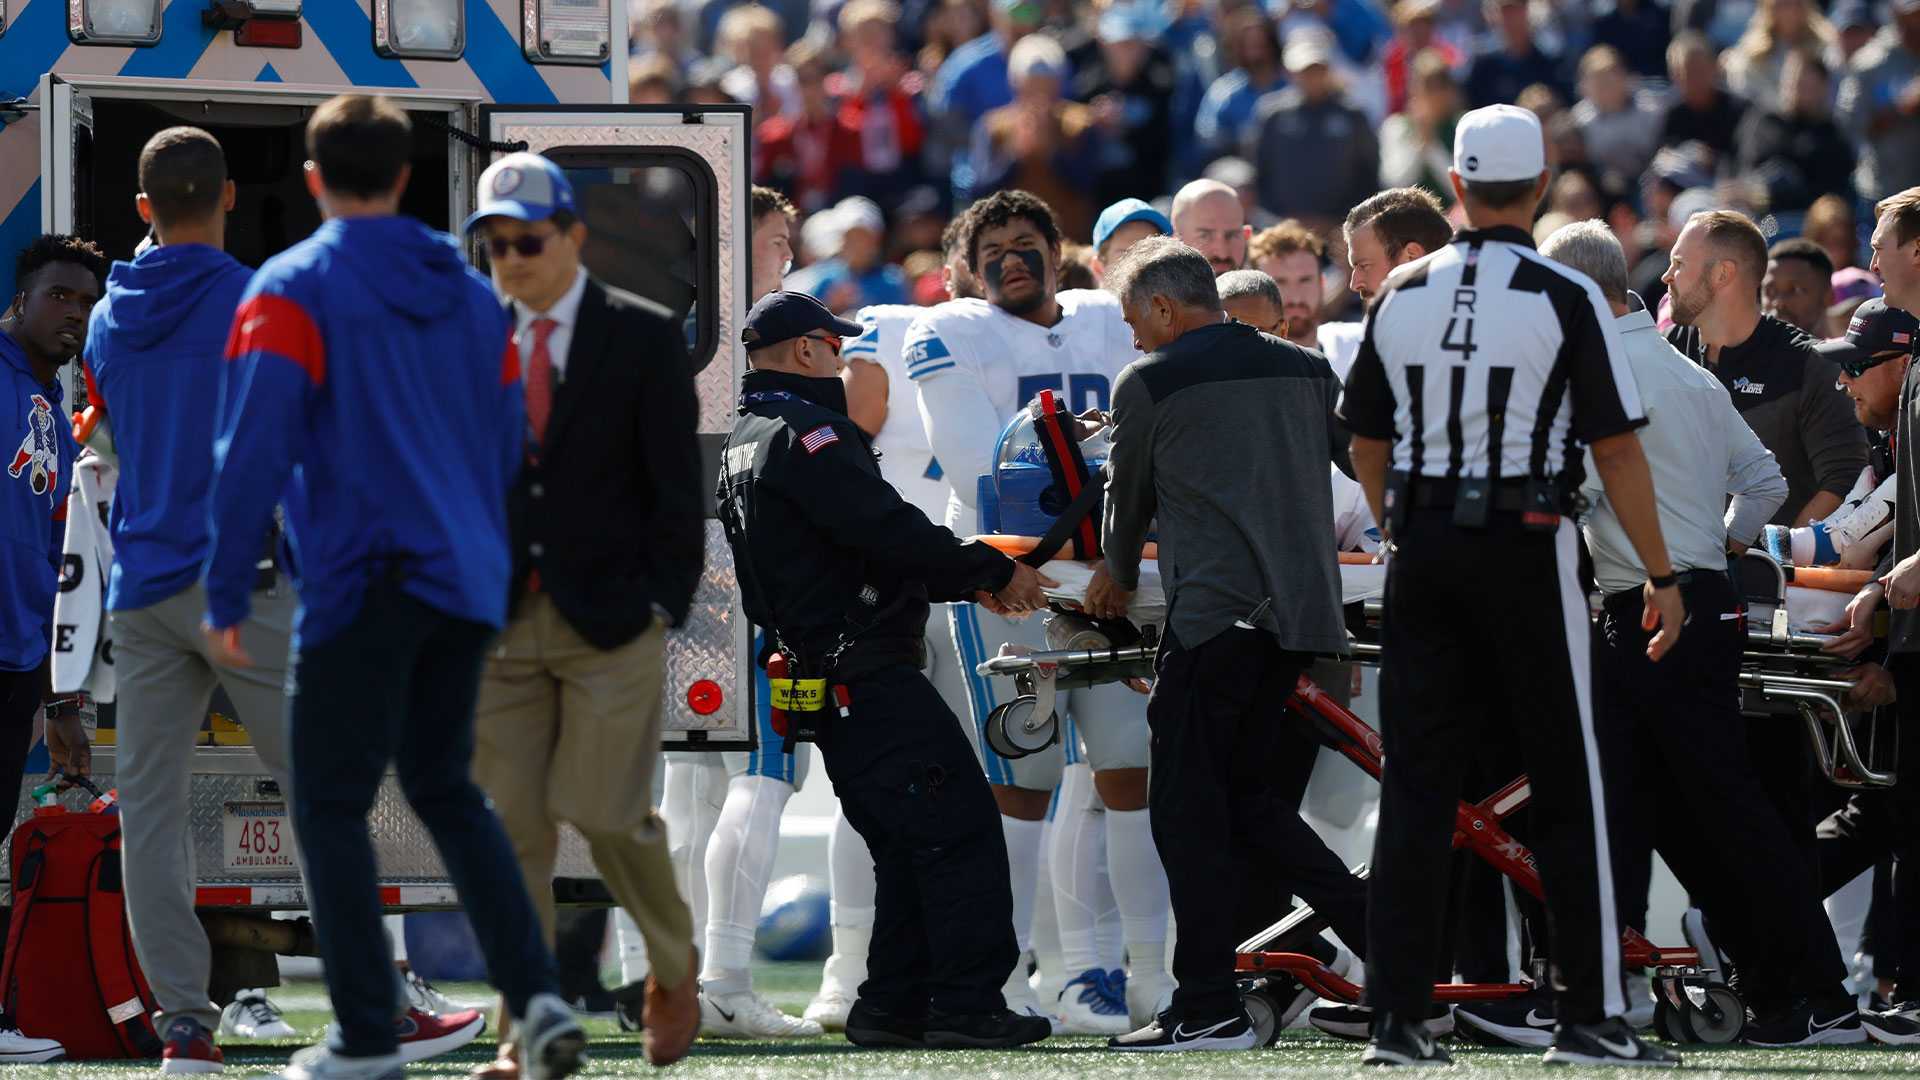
left=1340, top=104, right=1682, bottom=1069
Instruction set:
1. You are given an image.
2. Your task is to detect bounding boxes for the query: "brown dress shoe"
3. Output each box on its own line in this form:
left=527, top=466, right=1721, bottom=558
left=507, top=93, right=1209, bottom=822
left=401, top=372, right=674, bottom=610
left=643, top=948, right=699, bottom=1067
left=468, top=1042, right=519, bottom=1080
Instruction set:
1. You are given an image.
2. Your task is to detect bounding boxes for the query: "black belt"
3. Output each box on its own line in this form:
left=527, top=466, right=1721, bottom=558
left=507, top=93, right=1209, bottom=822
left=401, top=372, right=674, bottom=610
left=1603, top=568, right=1730, bottom=604
left=1406, top=477, right=1533, bottom=512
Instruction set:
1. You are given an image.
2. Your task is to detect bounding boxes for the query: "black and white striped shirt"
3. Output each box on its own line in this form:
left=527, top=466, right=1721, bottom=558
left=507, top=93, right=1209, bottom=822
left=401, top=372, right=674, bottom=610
left=1338, top=226, right=1646, bottom=485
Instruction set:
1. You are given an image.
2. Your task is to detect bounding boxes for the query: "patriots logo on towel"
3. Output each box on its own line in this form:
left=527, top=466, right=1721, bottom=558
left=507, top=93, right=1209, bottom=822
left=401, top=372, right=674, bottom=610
left=8, top=394, right=58, bottom=498
left=799, top=425, right=840, bottom=454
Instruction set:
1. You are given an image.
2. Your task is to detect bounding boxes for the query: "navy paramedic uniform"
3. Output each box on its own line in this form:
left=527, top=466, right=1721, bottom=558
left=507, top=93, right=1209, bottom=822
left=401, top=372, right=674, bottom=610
left=718, top=366, right=1021, bottom=1018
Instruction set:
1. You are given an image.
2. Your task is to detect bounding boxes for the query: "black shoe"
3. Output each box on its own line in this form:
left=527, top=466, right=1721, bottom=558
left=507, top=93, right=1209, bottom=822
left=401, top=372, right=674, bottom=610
left=1312, top=1002, right=1454, bottom=1042
left=567, top=988, right=618, bottom=1019
left=1743, top=997, right=1866, bottom=1047
left=845, top=1000, right=927, bottom=1049
left=1544, top=1016, right=1680, bottom=1066
left=1362, top=1010, right=1453, bottom=1067
left=1860, top=1006, right=1920, bottom=1045
left=611, top=981, right=646, bottom=1033
left=1109, top=1010, right=1258, bottom=1052
left=1453, top=992, right=1555, bottom=1049
left=922, top=1008, right=1050, bottom=1049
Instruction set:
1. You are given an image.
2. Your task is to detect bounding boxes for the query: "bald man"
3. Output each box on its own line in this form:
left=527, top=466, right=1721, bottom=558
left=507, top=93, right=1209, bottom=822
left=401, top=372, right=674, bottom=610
left=1171, top=180, right=1253, bottom=275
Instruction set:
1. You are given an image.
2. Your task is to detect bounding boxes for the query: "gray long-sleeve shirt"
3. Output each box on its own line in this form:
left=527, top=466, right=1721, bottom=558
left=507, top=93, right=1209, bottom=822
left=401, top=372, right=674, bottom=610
left=1103, top=320, right=1349, bottom=653
left=1581, top=309, right=1788, bottom=594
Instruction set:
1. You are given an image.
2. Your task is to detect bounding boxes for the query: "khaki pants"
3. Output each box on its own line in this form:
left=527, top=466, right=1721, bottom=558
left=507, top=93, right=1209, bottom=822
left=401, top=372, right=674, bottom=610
left=472, top=592, right=693, bottom=989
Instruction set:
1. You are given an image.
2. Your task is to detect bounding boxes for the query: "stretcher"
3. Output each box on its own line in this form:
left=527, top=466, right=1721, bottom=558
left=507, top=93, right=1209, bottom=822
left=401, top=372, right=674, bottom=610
left=971, top=541, right=1898, bottom=1045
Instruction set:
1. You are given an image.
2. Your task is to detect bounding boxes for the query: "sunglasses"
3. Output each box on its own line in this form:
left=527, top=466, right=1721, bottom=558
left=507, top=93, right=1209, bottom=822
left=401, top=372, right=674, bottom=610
left=804, top=333, right=844, bottom=354
left=485, top=231, right=559, bottom=259
left=1838, top=350, right=1906, bottom=379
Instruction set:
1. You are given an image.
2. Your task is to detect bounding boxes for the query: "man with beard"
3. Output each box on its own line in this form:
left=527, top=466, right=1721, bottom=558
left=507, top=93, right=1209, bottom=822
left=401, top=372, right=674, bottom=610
left=1665, top=210, right=1867, bottom=529
left=1170, top=179, right=1251, bottom=277
left=1342, top=188, right=1454, bottom=307
left=0, top=235, right=104, bottom=1065
left=910, top=190, right=1176, bottom=1032
left=1250, top=221, right=1360, bottom=374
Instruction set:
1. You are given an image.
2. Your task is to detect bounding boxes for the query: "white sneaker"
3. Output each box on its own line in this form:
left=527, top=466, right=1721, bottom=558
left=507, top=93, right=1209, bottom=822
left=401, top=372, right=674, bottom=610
left=271, top=1045, right=403, bottom=1080
left=0, top=1027, right=62, bottom=1064
left=221, top=989, right=297, bottom=1039
left=1003, top=970, right=1065, bottom=1034
left=402, top=969, right=456, bottom=1016
left=1030, top=966, right=1067, bottom=1017
left=700, top=989, right=824, bottom=1039
left=803, top=987, right=854, bottom=1032
left=1055, top=969, right=1131, bottom=1036
left=1125, top=970, right=1176, bottom=1029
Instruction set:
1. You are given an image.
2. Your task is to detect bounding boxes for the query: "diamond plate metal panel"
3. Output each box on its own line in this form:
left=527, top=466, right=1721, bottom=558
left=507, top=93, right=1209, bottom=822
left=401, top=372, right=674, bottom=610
left=662, top=521, right=742, bottom=737
left=0, top=775, right=598, bottom=901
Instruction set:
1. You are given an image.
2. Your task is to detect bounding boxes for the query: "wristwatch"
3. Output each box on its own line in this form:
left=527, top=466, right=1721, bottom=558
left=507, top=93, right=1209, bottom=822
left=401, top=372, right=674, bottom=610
left=1648, top=572, right=1679, bottom=590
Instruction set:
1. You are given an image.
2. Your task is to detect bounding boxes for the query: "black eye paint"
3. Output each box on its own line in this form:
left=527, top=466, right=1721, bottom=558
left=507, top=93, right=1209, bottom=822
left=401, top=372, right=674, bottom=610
left=985, top=248, right=1048, bottom=314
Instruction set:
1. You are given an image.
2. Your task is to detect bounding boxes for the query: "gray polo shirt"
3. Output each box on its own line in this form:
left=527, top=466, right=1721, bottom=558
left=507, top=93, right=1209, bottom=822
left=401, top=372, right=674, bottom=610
left=1581, top=308, right=1788, bottom=594
left=1103, top=319, right=1349, bottom=653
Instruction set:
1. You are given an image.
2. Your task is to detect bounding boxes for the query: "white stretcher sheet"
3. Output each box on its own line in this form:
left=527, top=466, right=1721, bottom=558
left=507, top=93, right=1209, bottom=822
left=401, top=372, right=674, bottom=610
left=1038, top=560, right=1386, bottom=628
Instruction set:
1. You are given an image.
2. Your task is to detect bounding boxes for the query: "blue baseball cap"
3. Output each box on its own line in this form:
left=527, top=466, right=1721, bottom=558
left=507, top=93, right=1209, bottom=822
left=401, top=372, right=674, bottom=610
left=1092, top=198, right=1171, bottom=253
left=743, top=291, right=864, bottom=353
left=463, top=152, right=577, bottom=233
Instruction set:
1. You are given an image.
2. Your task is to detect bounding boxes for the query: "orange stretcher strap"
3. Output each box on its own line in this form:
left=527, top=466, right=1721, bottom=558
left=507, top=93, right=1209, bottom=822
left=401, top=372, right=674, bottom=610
left=1785, top=566, right=1875, bottom=593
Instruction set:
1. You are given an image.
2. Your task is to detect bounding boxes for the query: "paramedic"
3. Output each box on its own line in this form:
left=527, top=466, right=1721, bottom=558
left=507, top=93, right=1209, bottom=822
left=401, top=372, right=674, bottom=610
left=465, top=152, right=703, bottom=1070
left=1093, top=236, right=1365, bottom=1054
left=717, top=289, right=1052, bottom=1051
left=1541, top=222, right=1891, bottom=1046
left=1339, top=104, right=1680, bottom=1068
left=0, top=234, right=103, bottom=1065
left=200, top=94, right=583, bottom=1080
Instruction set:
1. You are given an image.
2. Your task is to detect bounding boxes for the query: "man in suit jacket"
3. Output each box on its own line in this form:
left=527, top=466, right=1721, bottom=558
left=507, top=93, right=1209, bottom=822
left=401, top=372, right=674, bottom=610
left=464, top=153, right=704, bottom=1071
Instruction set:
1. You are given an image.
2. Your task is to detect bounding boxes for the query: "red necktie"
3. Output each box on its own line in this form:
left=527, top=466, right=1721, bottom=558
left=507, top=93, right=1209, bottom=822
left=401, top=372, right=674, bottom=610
left=525, top=317, right=557, bottom=445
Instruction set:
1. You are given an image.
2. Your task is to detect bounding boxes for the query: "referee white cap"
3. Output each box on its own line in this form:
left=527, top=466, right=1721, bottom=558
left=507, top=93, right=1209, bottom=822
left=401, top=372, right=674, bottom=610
left=1452, top=104, right=1546, bottom=182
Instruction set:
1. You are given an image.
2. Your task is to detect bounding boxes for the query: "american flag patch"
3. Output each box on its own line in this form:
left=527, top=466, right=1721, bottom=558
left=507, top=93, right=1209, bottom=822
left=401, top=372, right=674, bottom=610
left=799, top=425, right=840, bottom=454
left=1896, top=331, right=1912, bottom=346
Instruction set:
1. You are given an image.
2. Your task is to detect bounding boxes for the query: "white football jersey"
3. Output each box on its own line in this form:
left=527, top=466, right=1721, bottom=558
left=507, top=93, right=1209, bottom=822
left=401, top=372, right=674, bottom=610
left=907, top=289, right=1138, bottom=530
left=1331, top=464, right=1381, bottom=554
left=1318, top=321, right=1364, bottom=382
left=844, top=304, right=950, bottom=521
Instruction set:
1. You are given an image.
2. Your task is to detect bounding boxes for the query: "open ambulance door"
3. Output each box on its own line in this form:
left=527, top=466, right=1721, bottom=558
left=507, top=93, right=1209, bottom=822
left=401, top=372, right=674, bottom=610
left=39, top=75, right=94, bottom=409
left=474, top=105, right=755, bottom=751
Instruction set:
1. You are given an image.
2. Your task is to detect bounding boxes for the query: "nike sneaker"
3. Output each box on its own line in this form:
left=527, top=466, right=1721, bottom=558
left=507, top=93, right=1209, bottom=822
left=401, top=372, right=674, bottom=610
left=1860, top=1007, right=1920, bottom=1045
left=1543, top=1016, right=1681, bottom=1067
left=1360, top=1010, right=1453, bottom=1067
left=1453, top=992, right=1555, bottom=1048
left=1109, top=1010, right=1258, bottom=1052
left=1742, top=997, right=1867, bottom=1047
left=699, top=988, right=824, bottom=1039
left=1311, top=1002, right=1454, bottom=1041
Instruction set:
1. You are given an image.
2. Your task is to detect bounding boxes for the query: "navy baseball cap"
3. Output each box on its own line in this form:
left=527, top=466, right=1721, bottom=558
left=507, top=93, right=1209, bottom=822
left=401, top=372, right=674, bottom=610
left=1093, top=198, right=1171, bottom=253
left=463, top=152, right=577, bottom=233
left=1816, top=297, right=1918, bottom=376
left=743, top=291, right=863, bottom=352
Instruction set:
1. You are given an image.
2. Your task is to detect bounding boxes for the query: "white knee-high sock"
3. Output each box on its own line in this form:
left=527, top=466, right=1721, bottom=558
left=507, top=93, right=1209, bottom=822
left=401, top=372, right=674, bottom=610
left=660, top=756, right=727, bottom=965
left=1031, top=816, right=1063, bottom=982
left=701, top=774, right=793, bottom=995
left=1093, top=859, right=1125, bottom=971
left=1002, top=815, right=1045, bottom=955
left=1048, top=765, right=1106, bottom=976
left=1105, top=807, right=1171, bottom=977
left=822, top=804, right=875, bottom=993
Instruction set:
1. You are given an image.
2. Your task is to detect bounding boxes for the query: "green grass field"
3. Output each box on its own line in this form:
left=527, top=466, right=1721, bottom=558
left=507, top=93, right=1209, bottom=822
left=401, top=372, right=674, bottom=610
left=17, top=964, right=1920, bottom=1077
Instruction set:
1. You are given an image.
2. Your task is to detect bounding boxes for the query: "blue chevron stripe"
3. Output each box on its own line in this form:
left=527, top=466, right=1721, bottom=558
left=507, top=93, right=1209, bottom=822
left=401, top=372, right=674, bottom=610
left=119, top=0, right=221, bottom=78
left=462, top=0, right=556, bottom=105
left=0, top=179, right=42, bottom=296
left=303, top=1, right=419, bottom=88
left=0, top=0, right=75, bottom=97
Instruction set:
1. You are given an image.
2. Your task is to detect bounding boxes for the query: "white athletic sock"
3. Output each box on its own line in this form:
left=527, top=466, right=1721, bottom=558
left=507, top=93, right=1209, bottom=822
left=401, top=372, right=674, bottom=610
left=822, top=807, right=875, bottom=993
left=1047, top=766, right=1105, bottom=975
left=661, top=756, right=727, bottom=959
left=1105, top=807, right=1171, bottom=977
left=701, top=774, right=793, bottom=994
left=1031, top=818, right=1064, bottom=982
left=1002, top=815, right=1045, bottom=955
left=1093, top=862, right=1125, bottom=972
left=613, top=909, right=651, bottom=986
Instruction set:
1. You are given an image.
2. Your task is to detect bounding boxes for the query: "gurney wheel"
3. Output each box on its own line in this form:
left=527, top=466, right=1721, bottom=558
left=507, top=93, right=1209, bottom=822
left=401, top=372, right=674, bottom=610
left=1652, top=996, right=1689, bottom=1044
left=1678, top=984, right=1744, bottom=1044
left=1242, top=983, right=1283, bottom=1047
left=985, top=697, right=1058, bottom=759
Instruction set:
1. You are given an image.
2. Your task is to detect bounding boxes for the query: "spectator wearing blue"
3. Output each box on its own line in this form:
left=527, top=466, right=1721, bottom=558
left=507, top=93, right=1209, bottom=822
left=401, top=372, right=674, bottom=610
left=786, top=197, right=911, bottom=313
left=201, top=94, right=584, bottom=1080
left=1464, top=0, right=1569, bottom=108
left=1271, top=0, right=1393, bottom=67
left=1091, top=197, right=1172, bottom=279
left=931, top=0, right=1045, bottom=196
left=1070, top=2, right=1181, bottom=208
left=1193, top=6, right=1287, bottom=170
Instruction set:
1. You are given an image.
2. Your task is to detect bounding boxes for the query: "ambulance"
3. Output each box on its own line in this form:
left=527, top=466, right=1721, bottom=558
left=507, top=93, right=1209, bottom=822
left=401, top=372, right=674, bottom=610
left=0, top=0, right=753, bottom=927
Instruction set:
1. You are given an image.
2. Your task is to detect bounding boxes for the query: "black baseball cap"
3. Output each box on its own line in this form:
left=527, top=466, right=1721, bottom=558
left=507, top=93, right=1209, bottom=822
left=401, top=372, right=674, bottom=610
left=742, top=291, right=863, bottom=352
left=1816, top=297, right=1918, bottom=377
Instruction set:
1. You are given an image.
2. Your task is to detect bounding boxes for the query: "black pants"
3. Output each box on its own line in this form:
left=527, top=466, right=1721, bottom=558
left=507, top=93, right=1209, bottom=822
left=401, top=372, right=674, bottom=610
left=0, top=661, right=46, bottom=808
left=1817, top=651, right=1920, bottom=1003
left=1148, top=624, right=1369, bottom=1022
left=1369, top=510, right=1620, bottom=1024
left=1597, top=572, right=1847, bottom=1015
left=816, top=664, right=1014, bottom=1016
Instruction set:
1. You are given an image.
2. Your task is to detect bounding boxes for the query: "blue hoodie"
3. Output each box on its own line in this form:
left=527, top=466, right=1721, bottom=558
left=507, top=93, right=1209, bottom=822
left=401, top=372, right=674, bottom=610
left=84, top=244, right=254, bottom=612
left=0, top=331, right=76, bottom=672
left=204, top=216, right=524, bottom=647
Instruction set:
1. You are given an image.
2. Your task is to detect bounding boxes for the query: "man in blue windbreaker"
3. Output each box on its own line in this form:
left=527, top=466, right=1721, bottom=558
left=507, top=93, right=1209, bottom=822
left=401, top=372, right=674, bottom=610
left=86, top=126, right=487, bottom=1075
left=0, top=234, right=104, bottom=1065
left=198, top=95, right=582, bottom=1080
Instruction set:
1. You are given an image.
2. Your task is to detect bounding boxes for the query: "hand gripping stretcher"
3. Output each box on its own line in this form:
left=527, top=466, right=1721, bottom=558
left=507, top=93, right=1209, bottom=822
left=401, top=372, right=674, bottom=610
left=969, top=541, right=1897, bottom=1045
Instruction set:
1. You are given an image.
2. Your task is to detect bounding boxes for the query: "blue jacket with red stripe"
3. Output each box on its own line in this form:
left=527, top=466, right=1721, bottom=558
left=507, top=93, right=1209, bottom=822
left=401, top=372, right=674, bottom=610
left=0, top=331, right=76, bottom=671
left=203, top=216, right=524, bottom=647
left=83, top=243, right=254, bottom=613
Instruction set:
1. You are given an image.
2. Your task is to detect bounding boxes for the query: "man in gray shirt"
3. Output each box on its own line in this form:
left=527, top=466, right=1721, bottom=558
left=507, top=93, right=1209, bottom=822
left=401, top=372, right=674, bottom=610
left=1545, top=221, right=1883, bottom=1047
left=1086, top=236, right=1362, bottom=1053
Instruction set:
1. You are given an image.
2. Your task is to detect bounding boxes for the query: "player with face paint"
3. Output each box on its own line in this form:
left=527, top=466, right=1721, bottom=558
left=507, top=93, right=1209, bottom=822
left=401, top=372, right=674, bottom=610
left=906, top=191, right=1176, bottom=1034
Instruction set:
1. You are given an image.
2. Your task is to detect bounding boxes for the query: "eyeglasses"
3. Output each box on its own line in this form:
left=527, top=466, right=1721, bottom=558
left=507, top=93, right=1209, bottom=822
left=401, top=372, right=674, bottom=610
left=803, top=333, right=844, bottom=354
left=485, top=231, right=559, bottom=259
left=1838, top=350, right=1906, bottom=379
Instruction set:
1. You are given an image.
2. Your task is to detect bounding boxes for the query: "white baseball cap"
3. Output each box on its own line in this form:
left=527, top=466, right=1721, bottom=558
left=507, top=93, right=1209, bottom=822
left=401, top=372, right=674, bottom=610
left=1452, top=104, right=1546, bottom=183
